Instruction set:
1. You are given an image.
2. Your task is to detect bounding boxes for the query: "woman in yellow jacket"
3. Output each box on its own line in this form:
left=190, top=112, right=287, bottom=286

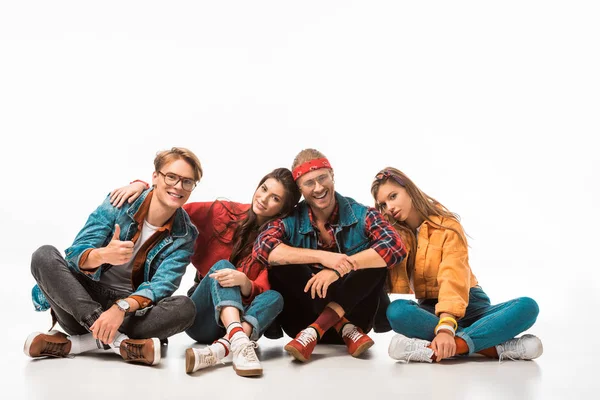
left=371, top=168, right=542, bottom=363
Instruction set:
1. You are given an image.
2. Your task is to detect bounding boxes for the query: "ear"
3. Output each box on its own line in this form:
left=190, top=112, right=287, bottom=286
left=151, top=171, right=158, bottom=188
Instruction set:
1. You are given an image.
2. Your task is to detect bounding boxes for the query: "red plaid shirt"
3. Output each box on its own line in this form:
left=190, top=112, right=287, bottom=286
left=254, top=203, right=406, bottom=268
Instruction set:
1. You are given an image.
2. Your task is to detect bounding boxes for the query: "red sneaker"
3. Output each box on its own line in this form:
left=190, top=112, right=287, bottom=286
left=284, top=328, right=318, bottom=362
left=341, top=324, right=374, bottom=357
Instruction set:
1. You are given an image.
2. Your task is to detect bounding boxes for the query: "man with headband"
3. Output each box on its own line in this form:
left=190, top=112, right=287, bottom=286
left=254, top=148, right=407, bottom=362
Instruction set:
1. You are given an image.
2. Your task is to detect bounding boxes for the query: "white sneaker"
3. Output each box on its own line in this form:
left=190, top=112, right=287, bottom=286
left=185, top=347, right=220, bottom=374
left=231, top=340, right=262, bottom=377
left=496, top=334, right=543, bottom=361
left=388, top=333, right=434, bottom=363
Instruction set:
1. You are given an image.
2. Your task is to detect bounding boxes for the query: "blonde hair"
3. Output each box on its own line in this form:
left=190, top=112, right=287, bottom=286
left=291, top=148, right=328, bottom=171
left=154, top=147, right=203, bottom=181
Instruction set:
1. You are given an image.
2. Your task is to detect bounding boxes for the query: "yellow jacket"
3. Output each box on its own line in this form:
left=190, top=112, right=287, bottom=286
left=388, top=215, right=478, bottom=319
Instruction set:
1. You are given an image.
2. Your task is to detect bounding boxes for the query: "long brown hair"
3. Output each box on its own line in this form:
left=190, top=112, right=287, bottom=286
left=370, top=167, right=468, bottom=277
left=217, top=168, right=301, bottom=268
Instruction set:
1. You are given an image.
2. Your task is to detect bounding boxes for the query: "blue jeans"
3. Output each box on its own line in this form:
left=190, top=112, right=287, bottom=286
left=185, top=260, right=284, bottom=343
left=386, top=286, right=539, bottom=354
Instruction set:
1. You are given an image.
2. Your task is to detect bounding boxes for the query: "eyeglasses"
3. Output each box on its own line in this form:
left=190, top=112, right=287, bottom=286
left=300, top=173, right=333, bottom=190
left=374, top=170, right=405, bottom=186
left=158, top=171, right=197, bottom=192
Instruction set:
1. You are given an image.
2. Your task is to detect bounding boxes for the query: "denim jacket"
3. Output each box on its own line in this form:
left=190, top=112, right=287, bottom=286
left=32, top=188, right=198, bottom=311
left=281, top=192, right=370, bottom=255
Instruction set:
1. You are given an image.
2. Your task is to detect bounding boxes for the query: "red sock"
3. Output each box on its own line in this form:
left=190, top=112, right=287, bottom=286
left=334, top=317, right=350, bottom=333
left=228, top=326, right=244, bottom=341
left=309, top=307, right=341, bottom=340
left=477, top=346, right=499, bottom=358
left=214, top=338, right=230, bottom=357
left=455, top=337, right=469, bottom=355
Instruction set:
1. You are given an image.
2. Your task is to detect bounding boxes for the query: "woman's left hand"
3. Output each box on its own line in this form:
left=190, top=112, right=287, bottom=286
left=209, top=269, right=248, bottom=288
left=430, top=331, right=456, bottom=362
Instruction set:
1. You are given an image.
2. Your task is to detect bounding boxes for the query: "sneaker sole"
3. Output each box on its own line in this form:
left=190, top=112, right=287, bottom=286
left=388, top=334, right=405, bottom=360
left=233, top=365, right=263, bottom=377
left=185, top=348, right=195, bottom=374
left=23, top=331, right=43, bottom=357
left=284, top=344, right=309, bottom=363
left=150, top=338, right=161, bottom=366
left=350, top=340, right=374, bottom=358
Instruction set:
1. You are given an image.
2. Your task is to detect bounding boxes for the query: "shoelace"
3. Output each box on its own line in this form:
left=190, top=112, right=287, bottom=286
left=296, top=331, right=317, bottom=347
left=498, top=339, right=525, bottom=362
left=404, top=338, right=433, bottom=363
left=124, top=342, right=147, bottom=361
left=195, top=349, right=218, bottom=369
left=345, top=326, right=363, bottom=343
left=239, top=342, right=259, bottom=362
left=199, top=352, right=218, bottom=365
left=42, top=341, right=68, bottom=357
left=498, top=350, right=521, bottom=362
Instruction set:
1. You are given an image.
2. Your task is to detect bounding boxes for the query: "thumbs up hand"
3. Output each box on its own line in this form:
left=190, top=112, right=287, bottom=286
left=100, top=224, right=135, bottom=265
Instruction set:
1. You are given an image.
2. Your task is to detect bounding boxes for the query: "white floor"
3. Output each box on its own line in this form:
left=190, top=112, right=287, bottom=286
left=6, top=290, right=596, bottom=400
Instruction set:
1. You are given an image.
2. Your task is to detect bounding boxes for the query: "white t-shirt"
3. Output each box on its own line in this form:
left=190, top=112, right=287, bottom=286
left=99, top=219, right=159, bottom=293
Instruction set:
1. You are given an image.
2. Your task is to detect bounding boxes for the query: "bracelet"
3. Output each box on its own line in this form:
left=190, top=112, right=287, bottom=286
left=331, top=269, right=342, bottom=278
left=130, top=179, right=150, bottom=189
left=437, top=316, right=458, bottom=331
left=435, top=324, right=456, bottom=336
left=324, top=267, right=342, bottom=278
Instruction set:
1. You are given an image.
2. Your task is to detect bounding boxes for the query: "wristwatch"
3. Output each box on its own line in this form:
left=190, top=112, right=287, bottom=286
left=115, top=299, right=131, bottom=313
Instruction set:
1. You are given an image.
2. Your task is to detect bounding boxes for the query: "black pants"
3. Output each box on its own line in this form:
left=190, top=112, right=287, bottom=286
left=31, top=245, right=196, bottom=340
left=268, top=264, right=387, bottom=343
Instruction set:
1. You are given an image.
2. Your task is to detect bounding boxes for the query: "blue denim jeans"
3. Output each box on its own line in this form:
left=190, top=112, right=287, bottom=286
left=386, top=286, right=539, bottom=354
left=185, top=260, right=284, bottom=343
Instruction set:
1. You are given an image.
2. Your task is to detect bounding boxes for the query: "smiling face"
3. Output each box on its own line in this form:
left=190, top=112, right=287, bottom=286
left=151, top=158, right=196, bottom=212
left=375, top=180, right=413, bottom=223
left=252, top=178, right=287, bottom=222
left=296, top=168, right=335, bottom=213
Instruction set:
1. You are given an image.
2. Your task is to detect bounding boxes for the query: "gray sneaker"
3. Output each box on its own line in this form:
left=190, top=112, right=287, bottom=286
left=496, top=334, right=543, bottom=361
left=388, top=333, right=433, bottom=363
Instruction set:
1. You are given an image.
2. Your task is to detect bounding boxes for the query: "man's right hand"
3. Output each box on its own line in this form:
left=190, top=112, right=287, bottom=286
left=98, top=225, right=134, bottom=265
left=318, top=251, right=357, bottom=276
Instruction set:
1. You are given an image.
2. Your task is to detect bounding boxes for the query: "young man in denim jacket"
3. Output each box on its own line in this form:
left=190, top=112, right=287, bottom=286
left=254, top=148, right=407, bottom=362
left=25, top=147, right=201, bottom=366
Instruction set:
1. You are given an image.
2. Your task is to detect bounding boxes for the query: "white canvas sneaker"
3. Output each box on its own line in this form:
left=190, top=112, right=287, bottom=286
left=388, top=333, right=434, bottom=363
left=496, top=334, right=543, bottom=361
left=231, top=340, right=262, bottom=377
left=186, top=347, right=220, bottom=374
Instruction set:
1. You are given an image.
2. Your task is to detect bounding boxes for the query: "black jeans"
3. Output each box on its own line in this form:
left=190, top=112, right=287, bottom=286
left=268, top=264, right=387, bottom=343
left=31, top=245, right=196, bottom=340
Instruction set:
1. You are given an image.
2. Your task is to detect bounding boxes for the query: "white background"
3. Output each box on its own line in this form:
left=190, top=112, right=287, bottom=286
left=1, top=1, right=598, bottom=399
